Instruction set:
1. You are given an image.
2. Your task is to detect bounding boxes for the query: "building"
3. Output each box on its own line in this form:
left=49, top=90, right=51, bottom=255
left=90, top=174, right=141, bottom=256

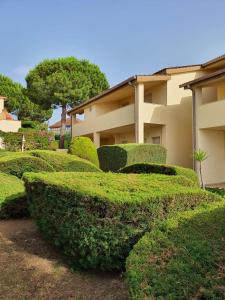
left=49, top=118, right=72, bottom=135
left=68, top=54, right=225, bottom=185
left=0, top=96, right=21, bottom=132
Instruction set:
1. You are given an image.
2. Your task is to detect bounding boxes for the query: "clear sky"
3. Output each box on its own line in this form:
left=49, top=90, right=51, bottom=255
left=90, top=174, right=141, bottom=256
left=0, top=0, right=225, bottom=124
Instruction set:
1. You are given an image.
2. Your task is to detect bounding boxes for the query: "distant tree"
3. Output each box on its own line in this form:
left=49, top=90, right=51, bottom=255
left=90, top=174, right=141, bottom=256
left=193, top=149, right=208, bottom=189
left=26, top=57, right=109, bottom=148
left=0, top=74, right=52, bottom=122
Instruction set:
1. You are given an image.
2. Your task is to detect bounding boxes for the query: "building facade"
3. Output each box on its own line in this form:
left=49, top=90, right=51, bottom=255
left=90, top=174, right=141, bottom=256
left=0, top=96, right=21, bottom=132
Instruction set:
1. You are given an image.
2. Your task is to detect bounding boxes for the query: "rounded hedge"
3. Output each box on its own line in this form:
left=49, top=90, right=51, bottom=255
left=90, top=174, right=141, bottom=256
left=126, top=200, right=225, bottom=299
left=0, top=153, right=54, bottom=178
left=119, top=163, right=199, bottom=187
left=69, top=137, right=99, bottom=167
left=97, top=144, right=167, bottom=172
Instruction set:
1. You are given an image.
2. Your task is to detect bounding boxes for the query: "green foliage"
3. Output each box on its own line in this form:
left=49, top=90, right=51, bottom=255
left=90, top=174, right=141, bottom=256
left=207, top=187, right=225, bottom=198
left=98, top=143, right=167, bottom=172
left=0, top=74, right=52, bottom=122
left=0, top=172, right=28, bottom=219
left=126, top=200, right=225, bottom=300
left=30, top=150, right=101, bottom=172
left=55, top=133, right=71, bottom=149
left=20, top=120, right=48, bottom=131
left=0, top=153, right=54, bottom=178
left=23, top=172, right=219, bottom=271
left=120, top=163, right=199, bottom=187
left=48, top=140, right=59, bottom=151
left=69, top=137, right=99, bottom=167
left=193, top=149, right=208, bottom=162
left=0, top=130, right=54, bottom=151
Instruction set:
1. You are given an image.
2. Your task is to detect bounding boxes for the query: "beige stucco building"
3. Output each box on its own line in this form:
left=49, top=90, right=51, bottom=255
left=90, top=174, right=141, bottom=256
left=0, top=96, right=21, bottom=132
left=68, top=54, right=225, bottom=185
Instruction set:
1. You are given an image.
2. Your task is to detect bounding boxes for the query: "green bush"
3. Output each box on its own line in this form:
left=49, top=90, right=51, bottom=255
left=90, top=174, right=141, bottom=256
left=30, top=150, right=101, bottom=172
left=126, top=199, right=225, bottom=300
left=0, top=172, right=28, bottom=219
left=48, top=140, right=59, bottom=151
left=120, top=163, right=199, bottom=187
left=23, top=172, right=220, bottom=271
left=0, top=130, right=54, bottom=151
left=0, top=153, right=54, bottom=178
left=69, top=137, right=99, bottom=167
left=97, top=143, right=167, bottom=172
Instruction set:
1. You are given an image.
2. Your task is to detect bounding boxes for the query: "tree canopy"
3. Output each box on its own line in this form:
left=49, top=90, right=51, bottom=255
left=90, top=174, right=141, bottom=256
left=0, top=74, right=52, bottom=123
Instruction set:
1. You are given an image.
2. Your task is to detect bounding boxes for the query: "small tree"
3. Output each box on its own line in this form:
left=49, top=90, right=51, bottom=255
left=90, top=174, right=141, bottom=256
left=26, top=57, right=109, bottom=148
left=193, top=149, right=208, bottom=189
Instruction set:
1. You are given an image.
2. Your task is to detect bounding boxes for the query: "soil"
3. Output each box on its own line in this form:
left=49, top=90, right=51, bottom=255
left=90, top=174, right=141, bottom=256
left=0, top=219, right=129, bottom=300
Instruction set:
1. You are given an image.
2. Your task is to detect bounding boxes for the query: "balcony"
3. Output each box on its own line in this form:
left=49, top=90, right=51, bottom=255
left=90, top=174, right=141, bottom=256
left=198, top=99, right=225, bottom=129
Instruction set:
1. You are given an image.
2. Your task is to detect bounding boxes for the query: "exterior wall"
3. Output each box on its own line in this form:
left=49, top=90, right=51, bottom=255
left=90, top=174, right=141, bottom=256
left=0, top=99, right=4, bottom=112
left=0, top=120, right=21, bottom=132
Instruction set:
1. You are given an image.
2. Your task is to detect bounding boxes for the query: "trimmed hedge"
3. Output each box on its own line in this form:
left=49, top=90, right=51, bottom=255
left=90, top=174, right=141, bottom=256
left=120, top=163, right=199, bottom=187
left=69, top=137, right=99, bottom=167
left=0, top=153, right=54, bottom=178
left=30, top=150, right=101, bottom=172
left=126, top=200, right=225, bottom=300
left=97, top=143, right=167, bottom=172
left=23, top=172, right=220, bottom=271
left=0, top=172, right=28, bottom=219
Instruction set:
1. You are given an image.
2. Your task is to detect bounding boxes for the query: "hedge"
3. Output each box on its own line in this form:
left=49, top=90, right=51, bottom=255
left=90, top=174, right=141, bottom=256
left=0, top=153, right=54, bottom=178
left=69, top=137, right=99, bottom=167
left=30, top=150, right=101, bottom=172
left=23, top=172, right=220, bottom=271
left=97, top=143, right=167, bottom=172
left=126, top=199, right=225, bottom=300
left=120, top=163, right=199, bottom=187
left=0, top=130, right=54, bottom=151
left=0, top=172, right=28, bottom=219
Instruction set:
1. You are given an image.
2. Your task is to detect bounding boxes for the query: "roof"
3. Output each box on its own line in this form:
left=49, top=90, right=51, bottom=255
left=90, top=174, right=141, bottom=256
left=68, top=74, right=170, bottom=115
left=154, top=64, right=202, bottom=75
left=202, top=54, right=225, bottom=68
left=180, top=68, right=225, bottom=89
left=49, top=118, right=72, bottom=129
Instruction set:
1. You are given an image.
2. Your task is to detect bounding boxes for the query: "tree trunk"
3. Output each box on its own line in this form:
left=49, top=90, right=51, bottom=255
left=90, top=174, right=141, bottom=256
left=199, top=162, right=204, bottom=189
left=59, top=105, right=67, bottom=149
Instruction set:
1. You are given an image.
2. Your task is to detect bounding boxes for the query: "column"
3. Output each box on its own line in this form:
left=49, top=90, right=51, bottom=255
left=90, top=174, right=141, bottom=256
left=135, top=83, right=144, bottom=143
left=93, top=132, right=100, bottom=148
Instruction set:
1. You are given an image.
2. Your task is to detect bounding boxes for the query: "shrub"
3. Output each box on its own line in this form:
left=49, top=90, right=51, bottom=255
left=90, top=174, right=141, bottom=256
left=48, top=140, right=59, bottom=151
left=69, top=137, right=99, bottom=167
left=0, top=153, right=54, bottom=178
left=30, top=150, right=101, bottom=172
left=126, top=200, right=225, bottom=300
left=97, top=144, right=167, bottom=172
left=120, top=163, right=199, bottom=187
left=0, top=130, right=54, bottom=151
left=0, top=172, right=28, bottom=219
left=23, top=172, right=220, bottom=271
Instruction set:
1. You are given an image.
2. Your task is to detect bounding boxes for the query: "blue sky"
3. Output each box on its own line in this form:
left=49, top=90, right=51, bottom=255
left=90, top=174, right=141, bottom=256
left=0, top=0, right=225, bottom=124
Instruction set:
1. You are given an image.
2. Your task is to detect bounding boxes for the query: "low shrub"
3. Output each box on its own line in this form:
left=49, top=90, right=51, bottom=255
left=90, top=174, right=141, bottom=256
left=0, top=153, right=54, bottom=178
left=97, top=143, right=167, bottom=172
left=30, top=150, right=101, bottom=172
left=69, top=137, right=99, bottom=167
left=0, top=172, right=28, bottom=219
left=0, top=130, right=54, bottom=151
left=48, top=140, right=59, bottom=151
left=126, top=200, right=225, bottom=300
left=120, top=163, right=199, bottom=187
left=23, top=172, right=220, bottom=271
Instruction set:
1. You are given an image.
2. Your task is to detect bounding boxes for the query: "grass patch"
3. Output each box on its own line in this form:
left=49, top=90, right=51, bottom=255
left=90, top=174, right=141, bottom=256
left=23, top=172, right=220, bottom=271
left=126, top=200, right=225, bottom=299
left=0, top=172, right=28, bottom=218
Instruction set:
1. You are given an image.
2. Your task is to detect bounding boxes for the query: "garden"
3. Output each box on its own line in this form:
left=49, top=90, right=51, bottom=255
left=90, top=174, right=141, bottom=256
left=0, top=135, right=224, bottom=299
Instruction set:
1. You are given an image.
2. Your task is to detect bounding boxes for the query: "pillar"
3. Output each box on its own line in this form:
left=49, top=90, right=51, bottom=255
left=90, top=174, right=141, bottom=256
left=135, top=83, right=144, bottom=143
left=93, top=132, right=100, bottom=148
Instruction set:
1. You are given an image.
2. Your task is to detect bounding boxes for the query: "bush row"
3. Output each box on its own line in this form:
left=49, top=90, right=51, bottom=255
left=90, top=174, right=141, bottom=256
left=23, top=172, right=220, bottom=271
left=0, top=172, right=28, bottom=219
left=97, top=143, right=167, bottom=172
left=126, top=199, right=225, bottom=299
left=120, top=163, right=199, bottom=187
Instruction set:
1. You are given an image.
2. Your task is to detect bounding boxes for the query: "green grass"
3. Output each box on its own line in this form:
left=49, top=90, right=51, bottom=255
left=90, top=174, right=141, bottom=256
left=0, top=172, right=28, bottom=218
left=126, top=200, right=225, bottom=300
left=23, top=172, right=220, bottom=270
left=30, top=150, right=101, bottom=172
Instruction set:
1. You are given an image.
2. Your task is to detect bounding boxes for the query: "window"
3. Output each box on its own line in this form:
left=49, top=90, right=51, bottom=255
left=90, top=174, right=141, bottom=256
left=152, top=136, right=160, bottom=144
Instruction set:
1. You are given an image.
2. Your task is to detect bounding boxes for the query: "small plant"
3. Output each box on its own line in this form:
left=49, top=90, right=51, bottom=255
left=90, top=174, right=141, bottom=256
left=193, top=149, right=208, bottom=189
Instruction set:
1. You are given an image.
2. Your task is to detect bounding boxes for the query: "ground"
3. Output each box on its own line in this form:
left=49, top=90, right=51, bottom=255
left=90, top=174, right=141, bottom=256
left=0, top=219, right=128, bottom=300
